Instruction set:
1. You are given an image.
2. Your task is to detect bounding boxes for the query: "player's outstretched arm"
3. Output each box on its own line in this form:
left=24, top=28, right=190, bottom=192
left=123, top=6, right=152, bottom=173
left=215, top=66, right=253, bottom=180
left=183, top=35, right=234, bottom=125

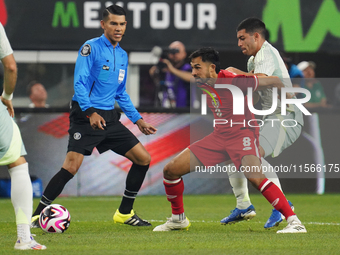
left=226, top=67, right=254, bottom=76
left=135, top=119, right=157, bottom=135
left=257, top=76, right=284, bottom=91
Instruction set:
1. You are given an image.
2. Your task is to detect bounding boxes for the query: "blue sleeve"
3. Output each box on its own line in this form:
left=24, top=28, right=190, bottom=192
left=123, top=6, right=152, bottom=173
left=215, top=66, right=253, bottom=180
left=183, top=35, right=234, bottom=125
left=115, top=59, right=142, bottom=123
left=73, top=42, right=95, bottom=112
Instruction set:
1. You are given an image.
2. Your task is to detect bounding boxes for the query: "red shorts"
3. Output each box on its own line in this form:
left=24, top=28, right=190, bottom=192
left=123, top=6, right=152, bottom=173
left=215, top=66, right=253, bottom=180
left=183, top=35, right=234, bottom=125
left=190, top=129, right=260, bottom=170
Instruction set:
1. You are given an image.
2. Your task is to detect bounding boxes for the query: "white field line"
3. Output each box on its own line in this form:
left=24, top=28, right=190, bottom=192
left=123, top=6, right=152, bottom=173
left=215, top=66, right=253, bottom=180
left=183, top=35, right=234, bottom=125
left=147, top=219, right=340, bottom=226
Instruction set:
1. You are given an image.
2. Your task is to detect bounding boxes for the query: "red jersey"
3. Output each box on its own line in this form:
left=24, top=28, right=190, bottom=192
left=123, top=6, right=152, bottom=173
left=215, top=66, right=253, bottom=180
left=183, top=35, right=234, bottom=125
left=199, top=70, right=259, bottom=136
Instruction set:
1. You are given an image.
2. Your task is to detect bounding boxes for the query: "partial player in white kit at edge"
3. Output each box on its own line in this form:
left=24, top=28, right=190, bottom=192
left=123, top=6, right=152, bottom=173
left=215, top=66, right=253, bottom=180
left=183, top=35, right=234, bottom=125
left=0, top=22, right=46, bottom=250
left=221, top=17, right=304, bottom=229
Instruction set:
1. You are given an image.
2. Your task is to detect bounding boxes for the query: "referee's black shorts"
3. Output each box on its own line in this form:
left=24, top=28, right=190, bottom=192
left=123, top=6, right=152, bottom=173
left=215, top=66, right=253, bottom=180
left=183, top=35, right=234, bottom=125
left=67, top=101, right=140, bottom=156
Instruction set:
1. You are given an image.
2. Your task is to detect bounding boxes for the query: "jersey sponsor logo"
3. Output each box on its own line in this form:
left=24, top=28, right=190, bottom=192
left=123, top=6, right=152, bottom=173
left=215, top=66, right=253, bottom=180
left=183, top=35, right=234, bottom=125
left=73, top=132, right=81, bottom=140
left=118, top=69, right=125, bottom=84
left=80, top=44, right=91, bottom=56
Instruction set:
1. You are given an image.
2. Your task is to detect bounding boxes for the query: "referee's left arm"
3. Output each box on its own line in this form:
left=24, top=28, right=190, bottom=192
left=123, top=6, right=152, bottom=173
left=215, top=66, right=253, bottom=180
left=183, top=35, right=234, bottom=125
left=73, top=42, right=96, bottom=116
left=115, top=63, right=142, bottom=124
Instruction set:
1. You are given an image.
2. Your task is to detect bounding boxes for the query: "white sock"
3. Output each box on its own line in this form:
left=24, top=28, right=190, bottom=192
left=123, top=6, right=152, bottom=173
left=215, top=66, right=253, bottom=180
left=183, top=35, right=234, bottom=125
left=287, top=215, right=301, bottom=224
left=261, top=158, right=282, bottom=191
left=227, top=164, right=251, bottom=209
left=17, top=224, right=31, bottom=243
left=8, top=163, right=32, bottom=240
left=172, top=213, right=185, bottom=221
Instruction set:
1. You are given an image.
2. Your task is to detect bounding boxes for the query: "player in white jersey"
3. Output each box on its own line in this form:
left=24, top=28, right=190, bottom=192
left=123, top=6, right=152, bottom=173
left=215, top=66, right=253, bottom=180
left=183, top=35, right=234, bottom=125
left=220, top=18, right=303, bottom=229
left=0, top=22, right=46, bottom=250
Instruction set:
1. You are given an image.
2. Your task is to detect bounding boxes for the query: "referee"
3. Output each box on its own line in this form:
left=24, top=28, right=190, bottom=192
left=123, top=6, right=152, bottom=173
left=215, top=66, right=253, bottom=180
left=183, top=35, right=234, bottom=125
left=31, top=4, right=157, bottom=227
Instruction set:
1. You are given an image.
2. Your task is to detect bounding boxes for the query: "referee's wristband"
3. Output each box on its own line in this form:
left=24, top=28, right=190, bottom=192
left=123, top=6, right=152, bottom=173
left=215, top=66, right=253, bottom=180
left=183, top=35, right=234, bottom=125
left=1, top=91, right=13, bottom=100
left=85, top=107, right=96, bottom=118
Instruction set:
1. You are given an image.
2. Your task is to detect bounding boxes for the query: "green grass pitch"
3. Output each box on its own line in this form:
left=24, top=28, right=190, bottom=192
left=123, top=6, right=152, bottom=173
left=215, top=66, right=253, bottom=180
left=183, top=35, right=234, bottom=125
left=1, top=194, right=339, bottom=254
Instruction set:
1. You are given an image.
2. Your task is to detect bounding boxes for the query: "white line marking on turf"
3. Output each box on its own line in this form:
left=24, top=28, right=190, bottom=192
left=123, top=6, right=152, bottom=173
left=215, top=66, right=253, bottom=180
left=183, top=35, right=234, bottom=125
left=148, top=220, right=340, bottom=225
left=306, top=222, right=340, bottom=226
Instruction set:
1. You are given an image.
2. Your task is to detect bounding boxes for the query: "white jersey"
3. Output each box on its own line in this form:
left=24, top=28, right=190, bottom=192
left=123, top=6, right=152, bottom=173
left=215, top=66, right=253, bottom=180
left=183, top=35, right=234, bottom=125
left=0, top=23, right=26, bottom=163
left=247, top=40, right=293, bottom=114
left=0, top=22, right=13, bottom=112
left=247, top=41, right=303, bottom=158
left=0, top=22, right=13, bottom=60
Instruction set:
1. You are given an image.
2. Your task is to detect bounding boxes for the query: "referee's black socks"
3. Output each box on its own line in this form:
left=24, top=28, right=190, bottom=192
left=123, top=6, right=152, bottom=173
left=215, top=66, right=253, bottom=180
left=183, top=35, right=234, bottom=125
left=119, top=163, right=149, bottom=214
left=33, top=168, right=74, bottom=216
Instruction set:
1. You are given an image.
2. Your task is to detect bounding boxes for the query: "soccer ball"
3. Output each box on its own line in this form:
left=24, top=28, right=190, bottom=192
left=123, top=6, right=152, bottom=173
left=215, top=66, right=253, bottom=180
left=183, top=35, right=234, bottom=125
left=39, top=204, right=71, bottom=233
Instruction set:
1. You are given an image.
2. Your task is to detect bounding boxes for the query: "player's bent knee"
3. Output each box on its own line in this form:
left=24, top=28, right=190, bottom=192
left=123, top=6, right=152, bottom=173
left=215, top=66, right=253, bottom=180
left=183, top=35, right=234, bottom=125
left=135, top=152, right=151, bottom=166
left=143, top=152, right=152, bottom=165
left=63, top=152, right=83, bottom=175
left=64, top=166, right=78, bottom=176
left=8, top=156, right=27, bottom=169
left=62, top=159, right=81, bottom=175
left=163, top=162, right=177, bottom=179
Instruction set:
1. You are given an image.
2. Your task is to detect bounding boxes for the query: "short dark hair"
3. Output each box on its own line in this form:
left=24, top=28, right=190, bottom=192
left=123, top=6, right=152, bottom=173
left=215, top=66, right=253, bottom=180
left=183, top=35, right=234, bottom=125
left=189, top=47, right=221, bottom=73
left=103, top=4, right=126, bottom=20
left=237, top=17, right=266, bottom=38
left=27, top=80, right=39, bottom=96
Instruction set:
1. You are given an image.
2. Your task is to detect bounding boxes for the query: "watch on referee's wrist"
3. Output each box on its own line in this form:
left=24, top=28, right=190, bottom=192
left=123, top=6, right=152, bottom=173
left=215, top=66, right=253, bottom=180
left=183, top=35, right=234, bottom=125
left=2, top=91, right=13, bottom=100
left=85, top=107, right=96, bottom=118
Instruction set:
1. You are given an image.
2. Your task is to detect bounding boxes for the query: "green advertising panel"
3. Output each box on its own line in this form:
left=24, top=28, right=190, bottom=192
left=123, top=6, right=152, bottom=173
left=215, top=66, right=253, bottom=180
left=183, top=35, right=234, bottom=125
left=2, top=0, right=340, bottom=52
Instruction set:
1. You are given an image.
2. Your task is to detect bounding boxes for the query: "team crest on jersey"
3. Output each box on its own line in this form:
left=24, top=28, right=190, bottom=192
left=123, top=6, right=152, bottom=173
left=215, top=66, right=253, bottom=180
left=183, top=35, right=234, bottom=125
left=73, top=132, right=81, bottom=140
left=212, top=98, right=220, bottom=108
left=118, top=69, right=125, bottom=84
left=80, top=44, right=91, bottom=56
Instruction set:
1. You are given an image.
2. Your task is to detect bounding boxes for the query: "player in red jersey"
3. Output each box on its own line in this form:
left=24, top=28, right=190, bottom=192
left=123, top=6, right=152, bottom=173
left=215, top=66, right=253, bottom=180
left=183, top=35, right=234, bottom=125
left=153, top=47, right=306, bottom=234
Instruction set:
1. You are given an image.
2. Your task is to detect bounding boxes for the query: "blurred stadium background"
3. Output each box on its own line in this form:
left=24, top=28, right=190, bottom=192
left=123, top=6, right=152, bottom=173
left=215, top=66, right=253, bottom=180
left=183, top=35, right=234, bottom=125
left=0, top=0, right=340, bottom=197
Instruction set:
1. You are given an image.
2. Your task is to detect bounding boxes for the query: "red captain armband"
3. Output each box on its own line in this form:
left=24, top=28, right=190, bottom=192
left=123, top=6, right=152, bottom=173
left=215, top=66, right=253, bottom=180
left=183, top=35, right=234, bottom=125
left=232, top=75, right=258, bottom=91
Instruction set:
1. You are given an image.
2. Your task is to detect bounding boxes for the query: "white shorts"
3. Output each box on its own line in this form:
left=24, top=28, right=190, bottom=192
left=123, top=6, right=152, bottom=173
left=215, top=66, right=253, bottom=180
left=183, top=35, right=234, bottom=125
left=260, top=111, right=302, bottom=158
left=0, top=108, right=27, bottom=165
